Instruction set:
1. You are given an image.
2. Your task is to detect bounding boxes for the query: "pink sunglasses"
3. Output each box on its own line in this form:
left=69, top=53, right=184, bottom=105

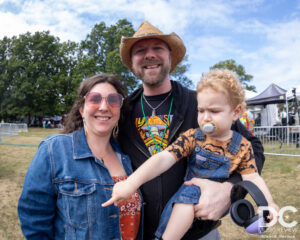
left=84, top=92, right=123, bottom=108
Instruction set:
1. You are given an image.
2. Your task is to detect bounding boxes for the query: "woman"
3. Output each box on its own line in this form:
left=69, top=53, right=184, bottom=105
left=18, top=74, right=143, bottom=239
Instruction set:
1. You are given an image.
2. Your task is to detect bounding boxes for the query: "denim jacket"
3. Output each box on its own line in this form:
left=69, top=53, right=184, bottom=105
left=18, top=128, right=144, bottom=240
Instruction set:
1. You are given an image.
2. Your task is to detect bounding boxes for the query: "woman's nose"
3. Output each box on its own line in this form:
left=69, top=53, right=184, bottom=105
left=98, top=98, right=109, bottom=110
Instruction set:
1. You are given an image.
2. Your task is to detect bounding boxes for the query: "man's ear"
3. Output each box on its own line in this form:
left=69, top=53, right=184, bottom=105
left=233, top=104, right=243, bottom=121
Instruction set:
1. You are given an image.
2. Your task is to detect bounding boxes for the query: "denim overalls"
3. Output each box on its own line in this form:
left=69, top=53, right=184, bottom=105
left=154, top=128, right=243, bottom=238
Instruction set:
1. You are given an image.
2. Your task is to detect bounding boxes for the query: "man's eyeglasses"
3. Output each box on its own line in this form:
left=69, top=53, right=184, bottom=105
left=84, top=92, right=123, bottom=108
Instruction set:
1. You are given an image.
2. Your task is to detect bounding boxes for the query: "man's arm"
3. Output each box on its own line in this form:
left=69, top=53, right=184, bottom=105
left=184, top=179, right=232, bottom=220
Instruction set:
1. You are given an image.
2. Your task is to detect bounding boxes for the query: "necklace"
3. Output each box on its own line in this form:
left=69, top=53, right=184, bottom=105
left=143, top=91, right=172, bottom=117
left=141, top=93, right=173, bottom=153
left=98, top=150, right=109, bottom=164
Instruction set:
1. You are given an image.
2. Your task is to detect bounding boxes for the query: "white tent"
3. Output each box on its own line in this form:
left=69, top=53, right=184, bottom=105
left=261, top=104, right=280, bottom=126
left=245, top=90, right=258, bottom=100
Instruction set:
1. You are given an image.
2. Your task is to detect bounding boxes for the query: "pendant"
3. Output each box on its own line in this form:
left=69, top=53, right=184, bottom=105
left=152, top=109, right=156, bottom=117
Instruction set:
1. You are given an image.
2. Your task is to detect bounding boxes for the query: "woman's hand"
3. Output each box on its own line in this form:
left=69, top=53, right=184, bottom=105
left=102, top=180, right=136, bottom=207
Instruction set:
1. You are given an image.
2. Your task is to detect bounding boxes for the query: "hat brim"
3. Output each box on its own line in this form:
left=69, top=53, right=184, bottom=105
left=120, top=33, right=186, bottom=73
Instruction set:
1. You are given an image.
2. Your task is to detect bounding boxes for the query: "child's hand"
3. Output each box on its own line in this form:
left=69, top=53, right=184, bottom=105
left=266, top=202, right=280, bottom=222
left=259, top=202, right=279, bottom=222
left=101, top=180, right=136, bottom=207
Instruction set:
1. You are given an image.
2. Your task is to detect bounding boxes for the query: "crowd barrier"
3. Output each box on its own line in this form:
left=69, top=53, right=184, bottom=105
left=254, top=125, right=300, bottom=157
left=0, top=123, right=28, bottom=141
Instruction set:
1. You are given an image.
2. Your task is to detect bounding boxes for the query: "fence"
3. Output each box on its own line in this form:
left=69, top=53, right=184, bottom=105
left=0, top=123, right=28, bottom=141
left=254, top=125, right=300, bottom=157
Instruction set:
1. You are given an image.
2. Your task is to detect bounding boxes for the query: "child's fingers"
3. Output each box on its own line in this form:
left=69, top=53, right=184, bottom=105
left=102, top=197, right=118, bottom=207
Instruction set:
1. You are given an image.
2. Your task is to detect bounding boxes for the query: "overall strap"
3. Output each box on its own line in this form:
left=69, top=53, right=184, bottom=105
left=228, top=131, right=243, bottom=155
left=194, top=128, right=206, bottom=141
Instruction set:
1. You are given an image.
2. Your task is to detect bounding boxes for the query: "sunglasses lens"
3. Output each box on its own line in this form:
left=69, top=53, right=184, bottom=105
left=107, top=93, right=123, bottom=107
left=86, top=92, right=102, bottom=105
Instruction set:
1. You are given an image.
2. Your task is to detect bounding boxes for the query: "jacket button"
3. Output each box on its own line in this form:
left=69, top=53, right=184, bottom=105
left=195, top=146, right=200, bottom=152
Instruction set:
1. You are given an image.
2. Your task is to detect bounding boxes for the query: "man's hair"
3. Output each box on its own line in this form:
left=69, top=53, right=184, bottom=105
left=62, top=74, right=126, bottom=134
left=197, top=68, right=246, bottom=110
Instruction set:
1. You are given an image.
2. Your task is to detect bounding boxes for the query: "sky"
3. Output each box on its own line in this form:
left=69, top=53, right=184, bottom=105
left=0, top=0, right=300, bottom=94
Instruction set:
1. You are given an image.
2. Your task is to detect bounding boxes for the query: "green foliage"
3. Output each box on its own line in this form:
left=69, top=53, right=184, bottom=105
left=171, top=55, right=193, bottom=89
left=80, top=19, right=138, bottom=93
left=210, top=59, right=256, bottom=92
left=0, top=32, right=81, bottom=123
left=0, top=19, right=193, bottom=123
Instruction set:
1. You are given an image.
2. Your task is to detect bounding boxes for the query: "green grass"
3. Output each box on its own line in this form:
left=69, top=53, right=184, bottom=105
left=0, top=128, right=299, bottom=239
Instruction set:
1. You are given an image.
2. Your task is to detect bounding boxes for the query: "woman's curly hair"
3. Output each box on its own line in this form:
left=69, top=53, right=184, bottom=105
left=62, top=74, right=126, bottom=134
left=197, top=68, right=246, bottom=111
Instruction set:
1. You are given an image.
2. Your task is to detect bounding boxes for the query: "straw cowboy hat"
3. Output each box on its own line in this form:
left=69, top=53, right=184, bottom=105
left=119, top=20, right=186, bottom=73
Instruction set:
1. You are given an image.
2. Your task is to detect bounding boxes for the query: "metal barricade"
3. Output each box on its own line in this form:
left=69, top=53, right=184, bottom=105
left=0, top=123, right=28, bottom=142
left=254, top=125, right=300, bottom=157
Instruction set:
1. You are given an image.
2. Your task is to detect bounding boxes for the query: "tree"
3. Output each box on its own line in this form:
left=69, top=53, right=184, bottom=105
left=0, top=32, right=81, bottom=123
left=0, top=19, right=193, bottom=122
left=80, top=19, right=137, bottom=94
left=171, top=55, right=193, bottom=88
left=7, top=32, right=63, bottom=123
left=0, top=37, right=13, bottom=121
left=210, top=59, right=256, bottom=92
left=55, top=40, right=83, bottom=114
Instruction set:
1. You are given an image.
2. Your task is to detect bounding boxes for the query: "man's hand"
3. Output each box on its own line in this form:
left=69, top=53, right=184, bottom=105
left=102, top=180, right=136, bottom=207
left=184, top=178, right=233, bottom=221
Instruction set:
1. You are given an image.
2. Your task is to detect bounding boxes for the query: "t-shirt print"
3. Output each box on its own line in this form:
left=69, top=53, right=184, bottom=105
left=136, top=114, right=173, bottom=155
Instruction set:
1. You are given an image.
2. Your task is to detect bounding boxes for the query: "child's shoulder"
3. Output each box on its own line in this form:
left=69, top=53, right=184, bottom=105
left=180, top=128, right=199, bottom=138
left=233, top=131, right=252, bottom=149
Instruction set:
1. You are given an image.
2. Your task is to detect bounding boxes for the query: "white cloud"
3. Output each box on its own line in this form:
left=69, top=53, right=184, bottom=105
left=243, top=19, right=300, bottom=91
left=0, top=0, right=299, bottom=93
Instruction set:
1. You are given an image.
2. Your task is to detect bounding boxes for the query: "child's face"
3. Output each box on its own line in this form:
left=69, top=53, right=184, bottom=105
left=197, top=88, right=242, bottom=140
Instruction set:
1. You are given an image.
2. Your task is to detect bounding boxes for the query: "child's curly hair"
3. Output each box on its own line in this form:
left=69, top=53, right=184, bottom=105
left=197, top=68, right=246, bottom=111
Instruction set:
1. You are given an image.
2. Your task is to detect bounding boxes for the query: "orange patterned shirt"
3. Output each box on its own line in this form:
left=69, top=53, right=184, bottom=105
left=166, top=128, right=257, bottom=175
left=112, top=176, right=142, bottom=240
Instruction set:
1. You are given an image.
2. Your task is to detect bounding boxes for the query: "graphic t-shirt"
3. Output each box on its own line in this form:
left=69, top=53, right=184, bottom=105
left=134, top=92, right=173, bottom=156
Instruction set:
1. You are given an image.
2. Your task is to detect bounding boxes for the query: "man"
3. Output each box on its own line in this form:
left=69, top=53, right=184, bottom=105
left=118, top=21, right=265, bottom=240
left=280, top=108, right=287, bottom=126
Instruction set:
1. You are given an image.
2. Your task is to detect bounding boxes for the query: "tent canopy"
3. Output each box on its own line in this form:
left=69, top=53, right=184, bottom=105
left=246, top=84, right=287, bottom=106
left=245, top=90, right=258, bottom=100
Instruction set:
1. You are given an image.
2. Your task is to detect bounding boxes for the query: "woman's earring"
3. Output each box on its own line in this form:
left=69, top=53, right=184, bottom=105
left=82, top=118, right=88, bottom=135
left=113, top=124, right=119, bottom=138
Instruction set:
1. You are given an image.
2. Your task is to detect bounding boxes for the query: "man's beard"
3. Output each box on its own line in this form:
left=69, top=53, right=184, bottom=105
left=132, top=60, right=171, bottom=87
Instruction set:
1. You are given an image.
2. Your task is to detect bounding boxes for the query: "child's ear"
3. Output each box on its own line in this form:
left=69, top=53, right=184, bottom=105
left=233, top=104, right=243, bottom=121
